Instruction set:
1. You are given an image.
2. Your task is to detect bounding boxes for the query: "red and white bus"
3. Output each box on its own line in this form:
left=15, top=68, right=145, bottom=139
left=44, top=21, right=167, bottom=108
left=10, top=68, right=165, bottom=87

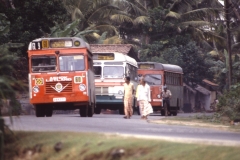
left=28, top=37, right=95, bottom=117
left=138, top=62, right=183, bottom=116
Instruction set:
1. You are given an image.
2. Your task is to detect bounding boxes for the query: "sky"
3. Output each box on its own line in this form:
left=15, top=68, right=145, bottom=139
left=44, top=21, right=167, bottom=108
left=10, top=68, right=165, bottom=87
left=218, top=0, right=224, bottom=5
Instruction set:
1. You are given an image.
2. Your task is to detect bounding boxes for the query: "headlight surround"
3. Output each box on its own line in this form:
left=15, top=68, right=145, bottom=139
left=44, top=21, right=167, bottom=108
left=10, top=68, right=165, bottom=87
left=118, top=90, right=123, bottom=95
left=157, top=94, right=161, bottom=98
left=79, top=84, right=86, bottom=91
left=32, top=86, right=40, bottom=93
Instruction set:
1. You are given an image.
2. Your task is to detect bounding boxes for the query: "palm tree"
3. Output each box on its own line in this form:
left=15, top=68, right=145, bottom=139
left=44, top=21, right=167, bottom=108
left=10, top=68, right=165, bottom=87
left=61, top=0, right=155, bottom=44
left=62, top=0, right=121, bottom=43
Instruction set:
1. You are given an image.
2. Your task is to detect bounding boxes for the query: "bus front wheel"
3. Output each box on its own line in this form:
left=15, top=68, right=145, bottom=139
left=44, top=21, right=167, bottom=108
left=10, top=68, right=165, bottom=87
left=172, top=111, right=177, bottom=116
left=88, top=105, right=94, bottom=117
left=161, top=110, right=165, bottom=116
left=119, top=107, right=124, bottom=115
left=35, top=105, right=45, bottom=117
left=94, top=106, right=101, bottom=114
left=80, top=106, right=88, bottom=117
left=45, top=107, right=53, bottom=117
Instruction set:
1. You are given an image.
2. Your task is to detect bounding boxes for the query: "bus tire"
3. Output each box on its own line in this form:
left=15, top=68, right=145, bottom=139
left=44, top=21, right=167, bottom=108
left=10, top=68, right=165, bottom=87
left=88, top=105, right=94, bottom=117
left=94, top=107, right=101, bottom=114
left=45, top=107, right=53, bottom=117
left=80, top=106, right=88, bottom=117
left=35, top=105, right=45, bottom=117
left=172, top=111, right=177, bottom=116
left=119, top=107, right=124, bottom=115
left=161, top=110, right=165, bottom=116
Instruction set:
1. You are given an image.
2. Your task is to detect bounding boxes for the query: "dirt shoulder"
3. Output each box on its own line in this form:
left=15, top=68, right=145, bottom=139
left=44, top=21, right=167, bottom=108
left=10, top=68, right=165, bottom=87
left=148, top=117, right=240, bottom=132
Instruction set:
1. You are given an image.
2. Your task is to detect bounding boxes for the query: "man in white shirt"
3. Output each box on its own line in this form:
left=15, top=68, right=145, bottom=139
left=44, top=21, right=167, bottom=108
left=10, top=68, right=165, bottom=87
left=136, top=77, right=152, bottom=120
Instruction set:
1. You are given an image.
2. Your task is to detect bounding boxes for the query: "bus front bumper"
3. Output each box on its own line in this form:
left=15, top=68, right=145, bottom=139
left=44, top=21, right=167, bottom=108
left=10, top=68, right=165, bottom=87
left=96, top=95, right=123, bottom=105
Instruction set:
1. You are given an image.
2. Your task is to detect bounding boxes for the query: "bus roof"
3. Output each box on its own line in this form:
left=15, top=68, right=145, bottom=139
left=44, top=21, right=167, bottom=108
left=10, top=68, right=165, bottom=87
left=28, top=37, right=90, bottom=51
left=138, top=62, right=183, bottom=73
left=93, top=52, right=138, bottom=67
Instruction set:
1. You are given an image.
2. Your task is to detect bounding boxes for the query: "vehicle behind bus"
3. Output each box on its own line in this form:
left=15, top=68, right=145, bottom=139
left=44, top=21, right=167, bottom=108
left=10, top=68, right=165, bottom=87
left=28, top=37, right=95, bottom=117
left=138, top=62, right=183, bottom=116
left=93, top=52, right=138, bottom=114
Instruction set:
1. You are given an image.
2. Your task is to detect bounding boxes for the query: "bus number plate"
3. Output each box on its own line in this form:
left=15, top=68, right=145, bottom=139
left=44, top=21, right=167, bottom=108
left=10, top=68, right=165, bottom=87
left=53, top=97, right=66, bottom=102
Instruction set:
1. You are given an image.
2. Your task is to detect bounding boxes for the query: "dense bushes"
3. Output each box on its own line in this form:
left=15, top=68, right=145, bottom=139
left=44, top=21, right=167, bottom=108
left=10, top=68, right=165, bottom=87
left=217, top=84, right=240, bottom=121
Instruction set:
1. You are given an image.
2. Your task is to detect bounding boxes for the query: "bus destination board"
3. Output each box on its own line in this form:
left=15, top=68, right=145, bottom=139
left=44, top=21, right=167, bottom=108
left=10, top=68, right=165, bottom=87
left=138, top=64, right=155, bottom=69
left=50, top=40, right=73, bottom=48
left=93, top=53, right=114, bottom=60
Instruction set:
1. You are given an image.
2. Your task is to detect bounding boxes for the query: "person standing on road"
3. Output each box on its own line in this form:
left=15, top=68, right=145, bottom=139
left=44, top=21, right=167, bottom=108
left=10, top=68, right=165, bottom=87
left=136, top=77, right=152, bottom=120
left=162, top=86, right=172, bottom=115
left=123, top=76, right=134, bottom=119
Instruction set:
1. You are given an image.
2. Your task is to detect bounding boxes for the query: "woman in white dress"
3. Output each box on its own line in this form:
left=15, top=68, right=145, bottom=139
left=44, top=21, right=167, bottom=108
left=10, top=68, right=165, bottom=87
left=136, top=77, right=153, bottom=120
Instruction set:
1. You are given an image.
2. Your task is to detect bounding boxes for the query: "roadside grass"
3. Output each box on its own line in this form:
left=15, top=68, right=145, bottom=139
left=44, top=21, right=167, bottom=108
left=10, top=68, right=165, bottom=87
left=149, top=114, right=240, bottom=132
left=4, top=131, right=240, bottom=160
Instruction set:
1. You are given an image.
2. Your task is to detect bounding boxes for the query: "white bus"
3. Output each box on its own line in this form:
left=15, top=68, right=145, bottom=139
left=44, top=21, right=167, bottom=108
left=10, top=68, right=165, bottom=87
left=93, top=52, right=138, bottom=114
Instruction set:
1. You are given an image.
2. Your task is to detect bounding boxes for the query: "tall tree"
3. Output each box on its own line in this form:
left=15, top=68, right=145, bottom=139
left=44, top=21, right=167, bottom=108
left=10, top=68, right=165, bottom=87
left=0, top=0, right=69, bottom=56
left=63, top=0, right=121, bottom=43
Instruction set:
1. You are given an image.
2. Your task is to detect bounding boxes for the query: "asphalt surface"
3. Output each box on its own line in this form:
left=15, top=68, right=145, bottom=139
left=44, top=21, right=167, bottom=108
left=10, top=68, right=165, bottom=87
left=3, top=112, right=240, bottom=146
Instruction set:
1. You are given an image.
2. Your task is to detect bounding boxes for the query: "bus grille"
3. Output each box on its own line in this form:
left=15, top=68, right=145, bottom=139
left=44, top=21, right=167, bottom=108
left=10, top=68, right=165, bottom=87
left=45, top=81, right=72, bottom=93
left=95, top=87, right=108, bottom=95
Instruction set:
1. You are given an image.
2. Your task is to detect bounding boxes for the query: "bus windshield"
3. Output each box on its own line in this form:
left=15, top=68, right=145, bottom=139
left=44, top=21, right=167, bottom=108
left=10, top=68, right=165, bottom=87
left=103, top=66, right=124, bottom=78
left=31, top=56, right=56, bottom=72
left=145, top=74, right=162, bottom=85
left=59, top=55, right=85, bottom=71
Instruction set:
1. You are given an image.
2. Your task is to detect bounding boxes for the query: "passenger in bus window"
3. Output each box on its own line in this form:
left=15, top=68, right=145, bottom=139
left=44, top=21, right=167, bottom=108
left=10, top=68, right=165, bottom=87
left=38, top=59, right=49, bottom=71
left=123, top=76, right=134, bottom=119
left=162, top=86, right=172, bottom=115
left=136, top=77, right=153, bottom=120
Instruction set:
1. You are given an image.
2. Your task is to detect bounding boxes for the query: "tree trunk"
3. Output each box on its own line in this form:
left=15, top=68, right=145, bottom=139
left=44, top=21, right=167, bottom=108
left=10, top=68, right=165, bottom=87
left=224, top=0, right=232, bottom=88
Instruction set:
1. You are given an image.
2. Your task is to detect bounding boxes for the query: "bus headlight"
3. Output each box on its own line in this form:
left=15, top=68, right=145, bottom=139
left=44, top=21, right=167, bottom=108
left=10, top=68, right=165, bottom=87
left=33, top=86, right=40, bottom=93
left=118, top=90, right=123, bottom=95
left=79, top=84, right=86, bottom=91
left=157, top=94, right=161, bottom=98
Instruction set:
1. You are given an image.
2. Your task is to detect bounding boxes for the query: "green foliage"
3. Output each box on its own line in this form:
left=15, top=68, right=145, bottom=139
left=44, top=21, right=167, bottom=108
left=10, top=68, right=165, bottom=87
left=140, top=33, right=214, bottom=86
left=0, top=13, right=10, bottom=45
left=142, top=6, right=176, bottom=40
left=0, top=43, right=26, bottom=117
left=217, top=83, right=240, bottom=121
left=0, top=43, right=25, bottom=98
left=1, top=0, right=69, bottom=55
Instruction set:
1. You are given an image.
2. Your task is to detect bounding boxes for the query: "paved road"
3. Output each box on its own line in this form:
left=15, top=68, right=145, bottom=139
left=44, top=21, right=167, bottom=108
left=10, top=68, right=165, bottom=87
left=3, top=112, right=240, bottom=146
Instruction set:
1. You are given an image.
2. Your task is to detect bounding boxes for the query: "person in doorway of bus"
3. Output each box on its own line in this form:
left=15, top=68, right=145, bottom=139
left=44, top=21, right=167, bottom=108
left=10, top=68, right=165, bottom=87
left=123, top=76, right=134, bottom=119
left=136, top=77, right=152, bottom=120
left=162, top=86, right=172, bottom=115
